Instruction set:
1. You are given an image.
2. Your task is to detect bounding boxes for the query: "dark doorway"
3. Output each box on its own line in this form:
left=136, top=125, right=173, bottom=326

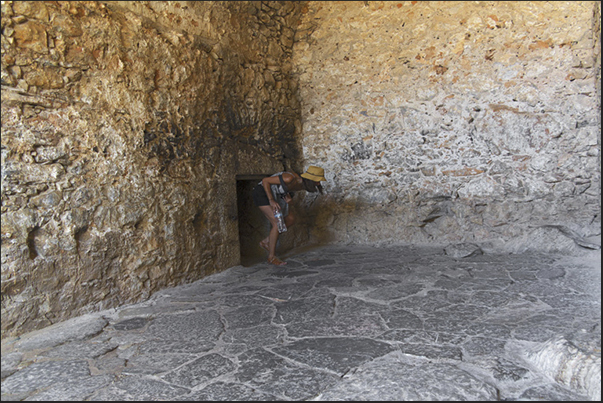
left=236, top=175, right=270, bottom=266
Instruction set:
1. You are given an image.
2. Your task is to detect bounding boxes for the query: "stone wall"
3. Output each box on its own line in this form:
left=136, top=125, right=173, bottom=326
left=292, top=1, right=601, bottom=251
left=1, top=1, right=306, bottom=338
left=2, top=1, right=601, bottom=339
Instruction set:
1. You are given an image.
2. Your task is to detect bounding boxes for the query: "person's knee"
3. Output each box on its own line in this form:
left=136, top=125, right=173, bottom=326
left=285, top=214, right=295, bottom=227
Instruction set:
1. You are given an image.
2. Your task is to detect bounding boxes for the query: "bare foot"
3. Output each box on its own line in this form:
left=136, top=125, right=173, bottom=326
left=268, top=256, right=287, bottom=266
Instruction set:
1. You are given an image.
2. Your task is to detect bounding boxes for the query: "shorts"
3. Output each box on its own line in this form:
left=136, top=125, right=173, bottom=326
left=252, top=184, right=270, bottom=206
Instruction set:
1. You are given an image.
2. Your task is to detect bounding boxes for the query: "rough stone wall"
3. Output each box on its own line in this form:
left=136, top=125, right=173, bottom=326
left=292, top=1, right=601, bottom=250
left=1, top=1, right=306, bottom=338
left=595, top=1, right=601, bottom=204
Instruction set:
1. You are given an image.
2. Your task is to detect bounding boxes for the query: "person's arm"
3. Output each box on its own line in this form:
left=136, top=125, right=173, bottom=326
left=280, top=173, right=295, bottom=203
left=262, top=173, right=295, bottom=212
left=262, top=175, right=283, bottom=213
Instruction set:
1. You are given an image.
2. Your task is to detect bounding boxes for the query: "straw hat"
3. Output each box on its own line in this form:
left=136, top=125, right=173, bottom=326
left=301, top=166, right=326, bottom=182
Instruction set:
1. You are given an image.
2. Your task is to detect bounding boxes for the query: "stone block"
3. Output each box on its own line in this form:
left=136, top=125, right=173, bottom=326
left=12, top=21, right=47, bottom=53
left=12, top=1, right=49, bottom=22
left=443, top=243, right=484, bottom=258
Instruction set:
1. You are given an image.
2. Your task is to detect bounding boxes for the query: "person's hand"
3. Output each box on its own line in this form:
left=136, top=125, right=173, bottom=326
left=270, top=199, right=280, bottom=214
left=284, top=194, right=292, bottom=204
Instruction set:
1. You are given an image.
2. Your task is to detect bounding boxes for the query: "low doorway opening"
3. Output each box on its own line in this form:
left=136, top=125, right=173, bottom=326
left=236, top=175, right=270, bottom=266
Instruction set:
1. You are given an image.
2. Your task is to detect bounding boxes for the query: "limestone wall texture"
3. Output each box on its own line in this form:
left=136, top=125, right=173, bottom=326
left=1, top=1, right=306, bottom=338
left=1, top=1, right=601, bottom=339
left=292, top=1, right=601, bottom=250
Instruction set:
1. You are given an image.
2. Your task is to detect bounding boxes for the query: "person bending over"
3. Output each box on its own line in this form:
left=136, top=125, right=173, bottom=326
left=252, top=166, right=326, bottom=266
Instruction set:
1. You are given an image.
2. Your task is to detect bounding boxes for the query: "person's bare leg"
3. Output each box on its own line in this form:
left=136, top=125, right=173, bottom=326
left=258, top=206, right=275, bottom=255
left=261, top=213, right=294, bottom=253
left=285, top=213, right=295, bottom=228
left=268, top=224, right=279, bottom=257
left=258, top=206, right=286, bottom=265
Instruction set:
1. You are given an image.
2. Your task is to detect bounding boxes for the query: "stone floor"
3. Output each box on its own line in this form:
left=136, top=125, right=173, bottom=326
left=1, top=244, right=600, bottom=401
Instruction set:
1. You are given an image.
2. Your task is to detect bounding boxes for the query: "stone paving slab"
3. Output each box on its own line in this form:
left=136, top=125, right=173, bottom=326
left=313, top=352, right=500, bottom=401
left=1, top=244, right=600, bottom=401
